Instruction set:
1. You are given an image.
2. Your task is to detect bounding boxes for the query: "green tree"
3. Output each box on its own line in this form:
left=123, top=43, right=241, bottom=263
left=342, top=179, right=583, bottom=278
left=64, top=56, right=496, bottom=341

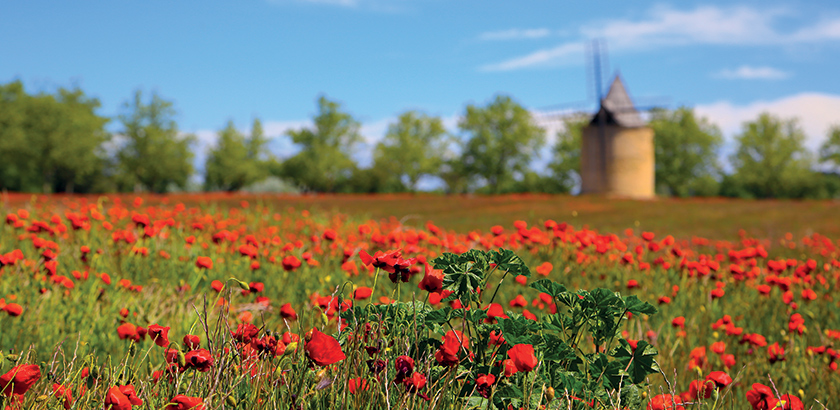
left=650, top=107, right=723, bottom=197
left=116, top=90, right=195, bottom=193
left=546, top=114, right=588, bottom=193
left=459, top=95, right=545, bottom=193
left=0, top=81, right=110, bottom=193
left=820, top=125, right=840, bottom=171
left=372, top=111, right=448, bottom=192
left=204, top=119, right=270, bottom=191
left=728, top=112, right=815, bottom=198
left=281, top=96, right=362, bottom=192
left=0, top=81, right=32, bottom=191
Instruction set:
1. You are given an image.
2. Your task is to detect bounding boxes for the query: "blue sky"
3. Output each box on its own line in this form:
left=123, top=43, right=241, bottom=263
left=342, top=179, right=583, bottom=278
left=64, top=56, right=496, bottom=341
left=3, top=0, right=840, bottom=171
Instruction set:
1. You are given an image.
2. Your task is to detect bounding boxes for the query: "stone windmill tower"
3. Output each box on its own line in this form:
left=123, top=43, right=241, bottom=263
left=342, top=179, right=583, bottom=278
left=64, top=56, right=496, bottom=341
left=580, top=75, right=655, bottom=198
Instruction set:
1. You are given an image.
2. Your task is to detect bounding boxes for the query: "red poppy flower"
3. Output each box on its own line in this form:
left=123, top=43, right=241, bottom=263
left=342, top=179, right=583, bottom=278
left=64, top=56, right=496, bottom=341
left=394, top=355, right=415, bottom=382
left=435, top=330, right=469, bottom=366
left=195, top=257, right=213, bottom=270
left=503, top=359, right=518, bottom=377
left=647, top=394, right=683, bottom=410
left=507, top=344, right=538, bottom=372
left=282, top=255, right=302, bottom=271
left=165, top=395, right=205, bottom=410
left=183, top=334, right=201, bottom=349
left=404, top=372, right=427, bottom=392
left=768, top=342, right=786, bottom=364
left=353, top=287, right=373, bottom=300
left=184, top=349, right=214, bottom=372
left=3, top=303, right=22, bottom=317
left=348, top=378, right=369, bottom=395
left=476, top=373, right=495, bottom=398
left=0, top=364, right=41, bottom=396
left=305, top=328, right=346, bottom=366
left=104, top=385, right=143, bottom=410
left=117, top=322, right=139, bottom=341
left=704, top=371, right=732, bottom=389
left=52, top=383, right=73, bottom=409
left=485, top=303, right=509, bottom=321
left=280, top=303, right=298, bottom=320
left=147, top=324, right=171, bottom=347
left=418, top=263, right=444, bottom=293
left=746, top=383, right=774, bottom=410
left=766, top=394, right=804, bottom=410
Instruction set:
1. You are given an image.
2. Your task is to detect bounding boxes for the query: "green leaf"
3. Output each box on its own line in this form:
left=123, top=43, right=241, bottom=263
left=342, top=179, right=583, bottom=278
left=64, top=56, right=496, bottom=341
left=624, top=295, right=658, bottom=316
left=495, top=384, right=523, bottom=399
left=541, top=334, right=577, bottom=362
left=529, top=279, right=568, bottom=298
left=424, top=307, right=453, bottom=325
left=490, top=248, right=531, bottom=277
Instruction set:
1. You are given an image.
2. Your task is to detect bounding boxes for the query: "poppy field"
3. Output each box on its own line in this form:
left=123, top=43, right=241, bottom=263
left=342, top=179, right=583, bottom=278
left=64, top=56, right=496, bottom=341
left=1, top=194, right=839, bottom=409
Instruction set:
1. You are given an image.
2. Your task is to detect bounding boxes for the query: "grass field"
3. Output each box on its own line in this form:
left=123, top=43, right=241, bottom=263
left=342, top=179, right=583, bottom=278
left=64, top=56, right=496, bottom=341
left=1, top=193, right=838, bottom=409
left=4, top=192, right=839, bottom=240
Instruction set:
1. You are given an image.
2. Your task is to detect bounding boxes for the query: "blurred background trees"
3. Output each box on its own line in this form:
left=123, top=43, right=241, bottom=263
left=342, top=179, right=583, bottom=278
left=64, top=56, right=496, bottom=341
left=1, top=79, right=838, bottom=198
left=115, top=90, right=195, bottom=193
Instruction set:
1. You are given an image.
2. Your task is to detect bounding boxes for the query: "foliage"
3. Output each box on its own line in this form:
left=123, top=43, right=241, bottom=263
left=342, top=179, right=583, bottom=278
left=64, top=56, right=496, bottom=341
left=459, top=95, right=546, bottom=193
left=281, top=96, right=362, bottom=192
left=727, top=113, right=815, bottom=199
left=547, top=113, right=588, bottom=193
left=650, top=107, right=723, bottom=197
left=115, top=90, right=196, bottom=193
left=372, top=111, right=449, bottom=192
left=204, top=119, right=270, bottom=191
left=0, top=81, right=110, bottom=193
left=820, top=124, right=840, bottom=171
left=0, top=195, right=837, bottom=409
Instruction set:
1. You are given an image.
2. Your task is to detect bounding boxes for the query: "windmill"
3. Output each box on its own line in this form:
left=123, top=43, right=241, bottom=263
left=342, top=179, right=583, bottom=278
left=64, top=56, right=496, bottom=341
left=533, top=39, right=666, bottom=198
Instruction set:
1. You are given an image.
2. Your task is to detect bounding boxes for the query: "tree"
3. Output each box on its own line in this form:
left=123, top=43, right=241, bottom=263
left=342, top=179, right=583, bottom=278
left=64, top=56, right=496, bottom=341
left=281, top=96, right=362, bottom=192
left=650, top=107, right=723, bottom=197
left=0, top=81, right=110, bottom=193
left=459, top=95, right=545, bottom=193
left=116, top=90, right=195, bottom=193
left=372, top=111, right=448, bottom=192
left=546, top=114, right=588, bottom=193
left=820, top=125, right=840, bottom=171
left=204, top=119, right=270, bottom=191
left=728, top=112, right=815, bottom=198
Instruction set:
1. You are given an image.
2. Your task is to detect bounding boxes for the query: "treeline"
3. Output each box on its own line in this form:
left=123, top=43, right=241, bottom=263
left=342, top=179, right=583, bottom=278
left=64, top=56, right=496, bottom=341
left=1, top=79, right=839, bottom=198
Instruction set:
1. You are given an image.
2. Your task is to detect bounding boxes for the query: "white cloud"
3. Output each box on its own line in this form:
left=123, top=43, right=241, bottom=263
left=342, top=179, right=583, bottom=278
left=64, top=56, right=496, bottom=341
left=478, top=28, right=552, bottom=41
left=482, top=6, right=840, bottom=71
left=480, top=42, right=584, bottom=71
left=713, top=66, right=790, bottom=80
left=695, top=93, right=840, bottom=151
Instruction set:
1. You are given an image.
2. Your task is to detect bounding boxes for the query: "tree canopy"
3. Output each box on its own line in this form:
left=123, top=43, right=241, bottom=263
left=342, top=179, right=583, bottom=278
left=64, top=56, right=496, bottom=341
left=281, top=96, right=362, bottom=192
left=0, top=81, right=110, bottom=193
left=372, top=111, right=449, bottom=192
left=205, top=119, right=270, bottom=191
left=116, top=90, right=196, bottom=193
left=650, top=107, right=723, bottom=197
left=727, top=113, right=814, bottom=199
left=459, top=95, right=545, bottom=193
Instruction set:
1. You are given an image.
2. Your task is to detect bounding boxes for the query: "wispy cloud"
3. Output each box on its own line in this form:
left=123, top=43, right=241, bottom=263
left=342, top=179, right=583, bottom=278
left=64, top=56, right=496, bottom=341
left=482, top=6, right=840, bottom=71
left=480, top=42, right=584, bottom=72
left=478, top=28, right=552, bottom=41
left=713, top=66, right=790, bottom=80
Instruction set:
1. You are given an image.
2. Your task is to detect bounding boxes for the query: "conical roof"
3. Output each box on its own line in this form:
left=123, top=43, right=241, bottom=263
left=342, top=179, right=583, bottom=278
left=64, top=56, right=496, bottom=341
left=590, top=75, right=646, bottom=128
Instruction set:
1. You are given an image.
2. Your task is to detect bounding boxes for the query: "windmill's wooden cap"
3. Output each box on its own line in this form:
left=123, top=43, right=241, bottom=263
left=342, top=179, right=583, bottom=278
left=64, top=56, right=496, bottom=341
left=590, top=75, right=646, bottom=128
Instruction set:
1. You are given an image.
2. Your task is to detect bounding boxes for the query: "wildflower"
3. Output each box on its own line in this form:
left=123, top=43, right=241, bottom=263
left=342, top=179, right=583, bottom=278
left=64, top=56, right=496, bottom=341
left=185, top=349, right=214, bottom=372
left=0, top=364, right=41, bottom=396
left=164, top=395, right=205, bottom=410
left=195, top=257, right=213, bottom=270
left=507, top=344, right=538, bottom=372
left=305, top=328, right=346, bottom=366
